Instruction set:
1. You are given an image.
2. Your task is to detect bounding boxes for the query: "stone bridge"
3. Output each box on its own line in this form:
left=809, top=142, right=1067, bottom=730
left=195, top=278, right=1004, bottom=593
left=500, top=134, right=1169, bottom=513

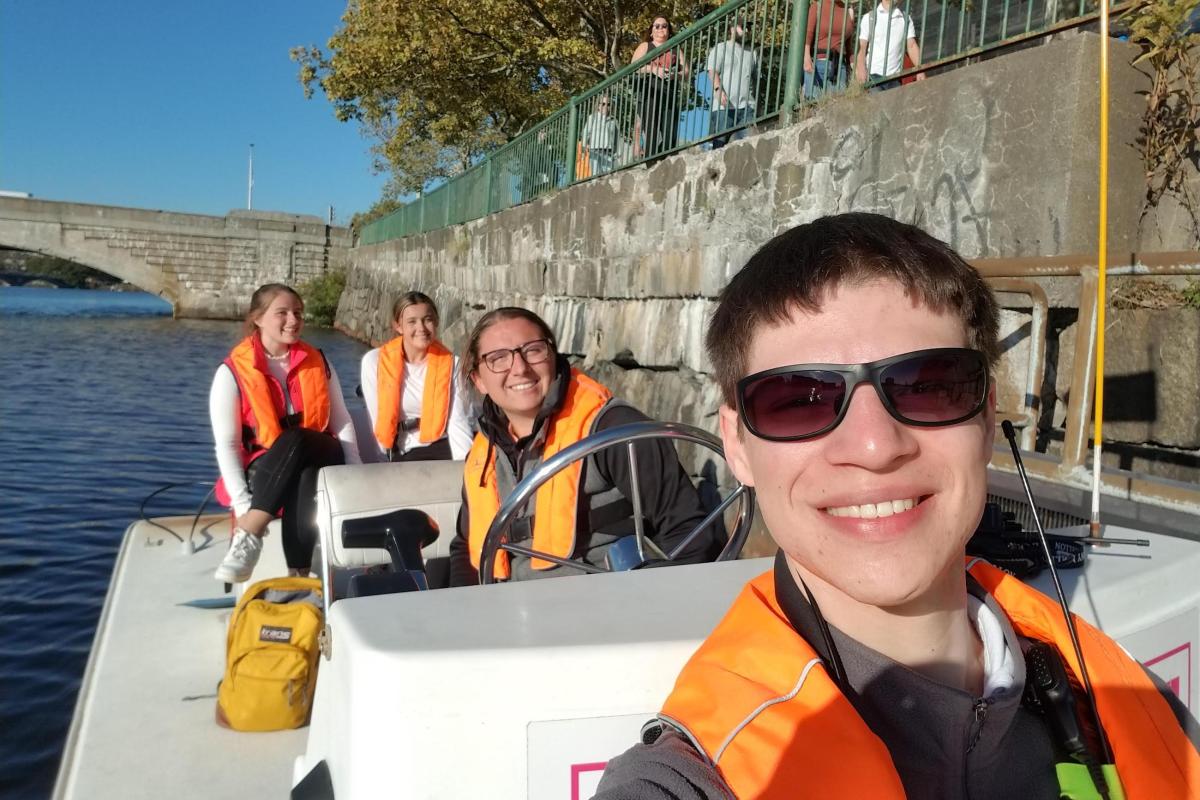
left=0, top=198, right=351, bottom=318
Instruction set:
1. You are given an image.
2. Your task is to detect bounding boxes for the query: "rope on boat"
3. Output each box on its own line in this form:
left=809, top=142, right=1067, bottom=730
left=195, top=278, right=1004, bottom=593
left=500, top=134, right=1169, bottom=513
left=137, top=481, right=219, bottom=545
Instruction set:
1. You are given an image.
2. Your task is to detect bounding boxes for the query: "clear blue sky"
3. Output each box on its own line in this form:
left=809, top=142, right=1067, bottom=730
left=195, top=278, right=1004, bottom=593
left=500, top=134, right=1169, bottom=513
left=1, top=1, right=385, bottom=224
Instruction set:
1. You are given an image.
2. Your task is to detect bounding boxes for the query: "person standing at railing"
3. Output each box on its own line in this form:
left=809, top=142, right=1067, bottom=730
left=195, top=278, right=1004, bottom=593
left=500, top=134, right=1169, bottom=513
left=360, top=291, right=474, bottom=462
left=580, top=95, right=619, bottom=176
left=706, top=16, right=759, bottom=149
left=518, top=129, right=558, bottom=202
left=804, top=0, right=856, bottom=99
left=855, top=0, right=925, bottom=90
left=631, top=16, right=690, bottom=159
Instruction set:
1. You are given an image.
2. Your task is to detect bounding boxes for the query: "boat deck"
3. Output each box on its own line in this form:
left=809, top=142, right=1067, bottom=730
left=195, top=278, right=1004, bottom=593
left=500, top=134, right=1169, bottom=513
left=54, top=515, right=305, bottom=799
left=54, top=504, right=1200, bottom=798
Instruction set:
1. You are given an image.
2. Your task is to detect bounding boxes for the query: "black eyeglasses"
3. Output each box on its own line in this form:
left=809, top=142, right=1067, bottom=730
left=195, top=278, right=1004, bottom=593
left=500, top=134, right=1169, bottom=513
left=479, top=338, right=553, bottom=373
left=736, top=348, right=988, bottom=442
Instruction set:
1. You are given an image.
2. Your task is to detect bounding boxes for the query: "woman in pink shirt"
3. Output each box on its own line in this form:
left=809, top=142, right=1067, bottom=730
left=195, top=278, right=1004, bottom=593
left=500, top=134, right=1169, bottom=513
left=803, top=0, right=855, bottom=99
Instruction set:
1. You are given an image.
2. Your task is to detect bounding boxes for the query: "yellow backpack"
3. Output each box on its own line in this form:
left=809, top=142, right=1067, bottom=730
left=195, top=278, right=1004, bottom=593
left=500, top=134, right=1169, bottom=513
left=216, top=576, right=323, bottom=732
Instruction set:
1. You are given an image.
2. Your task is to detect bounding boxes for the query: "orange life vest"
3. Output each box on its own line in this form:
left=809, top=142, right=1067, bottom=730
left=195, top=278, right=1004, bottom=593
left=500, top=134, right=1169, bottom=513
left=660, top=560, right=1200, bottom=799
left=372, top=337, right=454, bottom=450
left=463, top=369, right=612, bottom=580
left=224, top=335, right=331, bottom=453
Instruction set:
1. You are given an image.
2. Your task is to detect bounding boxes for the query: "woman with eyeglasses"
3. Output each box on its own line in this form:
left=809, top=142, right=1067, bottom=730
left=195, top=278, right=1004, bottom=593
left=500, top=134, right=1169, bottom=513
left=447, top=307, right=717, bottom=586
left=210, top=283, right=361, bottom=584
left=631, top=15, right=689, bottom=159
left=360, top=291, right=474, bottom=462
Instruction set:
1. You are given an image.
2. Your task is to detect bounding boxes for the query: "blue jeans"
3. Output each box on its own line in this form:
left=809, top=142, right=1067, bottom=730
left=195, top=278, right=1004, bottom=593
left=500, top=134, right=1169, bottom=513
left=588, top=148, right=613, bottom=175
left=803, top=57, right=846, bottom=100
left=868, top=74, right=902, bottom=93
left=709, top=106, right=754, bottom=149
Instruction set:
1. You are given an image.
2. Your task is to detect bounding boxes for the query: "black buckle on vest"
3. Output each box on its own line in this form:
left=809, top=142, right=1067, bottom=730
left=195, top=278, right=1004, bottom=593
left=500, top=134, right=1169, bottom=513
left=508, top=517, right=533, bottom=544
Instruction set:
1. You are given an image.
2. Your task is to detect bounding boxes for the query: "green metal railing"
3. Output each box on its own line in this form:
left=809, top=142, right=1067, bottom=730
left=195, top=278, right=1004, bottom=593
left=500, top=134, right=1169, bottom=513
left=360, top=0, right=1118, bottom=245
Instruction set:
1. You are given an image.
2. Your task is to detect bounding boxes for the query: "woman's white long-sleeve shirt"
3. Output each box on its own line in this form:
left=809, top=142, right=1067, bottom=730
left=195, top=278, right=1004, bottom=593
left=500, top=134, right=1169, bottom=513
left=209, top=357, right=361, bottom=516
left=360, top=347, right=475, bottom=460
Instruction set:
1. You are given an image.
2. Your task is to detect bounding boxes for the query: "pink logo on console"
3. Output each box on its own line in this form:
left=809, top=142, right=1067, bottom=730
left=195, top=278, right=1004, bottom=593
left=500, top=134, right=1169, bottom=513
left=1145, top=642, right=1192, bottom=710
left=571, top=762, right=608, bottom=800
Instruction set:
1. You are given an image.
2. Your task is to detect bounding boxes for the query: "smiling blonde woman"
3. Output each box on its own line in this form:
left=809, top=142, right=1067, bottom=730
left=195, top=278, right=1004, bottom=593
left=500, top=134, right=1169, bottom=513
left=209, top=282, right=361, bottom=584
left=360, top=291, right=473, bottom=463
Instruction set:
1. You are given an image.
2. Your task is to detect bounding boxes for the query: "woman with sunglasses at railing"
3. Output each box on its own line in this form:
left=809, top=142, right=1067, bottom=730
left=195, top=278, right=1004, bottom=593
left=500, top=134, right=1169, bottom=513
left=631, top=15, right=690, bottom=159
left=447, top=307, right=718, bottom=586
left=360, top=291, right=474, bottom=462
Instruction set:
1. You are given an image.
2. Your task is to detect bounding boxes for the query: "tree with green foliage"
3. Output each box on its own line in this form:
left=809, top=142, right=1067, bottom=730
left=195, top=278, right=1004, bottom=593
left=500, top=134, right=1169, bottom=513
left=1124, top=0, right=1200, bottom=241
left=298, top=270, right=347, bottom=328
left=293, top=0, right=718, bottom=198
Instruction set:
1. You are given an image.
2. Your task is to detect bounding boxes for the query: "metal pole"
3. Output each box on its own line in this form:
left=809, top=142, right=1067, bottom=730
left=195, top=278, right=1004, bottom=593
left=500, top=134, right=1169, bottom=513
left=566, top=97, right=580, bottom=184
left=247, top=144, right=254, bottom=210
left=484, top=157, right=494, bottom=215
left=782, top=0, right=811, bottom=123
left=1061, top=268, right=1099, bottom=477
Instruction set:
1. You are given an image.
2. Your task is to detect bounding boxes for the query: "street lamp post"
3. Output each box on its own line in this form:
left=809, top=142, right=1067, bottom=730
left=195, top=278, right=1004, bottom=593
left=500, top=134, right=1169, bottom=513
left=247, top=144, right=255, bottom=210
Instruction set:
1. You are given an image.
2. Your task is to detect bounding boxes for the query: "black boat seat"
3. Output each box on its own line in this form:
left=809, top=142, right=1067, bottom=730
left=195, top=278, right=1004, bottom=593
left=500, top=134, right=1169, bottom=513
left=347, top=570, right=423, bottom=598
left=340, top=509, right=440, bottom=593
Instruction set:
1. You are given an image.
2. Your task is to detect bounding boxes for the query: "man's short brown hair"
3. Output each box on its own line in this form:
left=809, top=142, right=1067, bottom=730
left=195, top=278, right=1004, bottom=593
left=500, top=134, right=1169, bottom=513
left=705, top=213, right=1000, bottom=404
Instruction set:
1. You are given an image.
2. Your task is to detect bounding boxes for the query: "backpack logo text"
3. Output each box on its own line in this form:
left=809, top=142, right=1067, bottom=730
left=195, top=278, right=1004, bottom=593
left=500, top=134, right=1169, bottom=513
left=259, top=625, right=293, bottom=644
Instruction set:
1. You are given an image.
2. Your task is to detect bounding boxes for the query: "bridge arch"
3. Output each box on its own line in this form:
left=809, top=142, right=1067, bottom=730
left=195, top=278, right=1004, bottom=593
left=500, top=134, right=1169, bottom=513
left=0, top=239, right=173, bottom=304
left=0, top=197, right=350, bottom=319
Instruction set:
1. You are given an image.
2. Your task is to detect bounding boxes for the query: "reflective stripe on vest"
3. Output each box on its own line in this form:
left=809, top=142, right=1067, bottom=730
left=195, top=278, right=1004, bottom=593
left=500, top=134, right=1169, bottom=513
left=464, top=369, right=613, bottom=580
left=224, top=336, right=330, bottom=452
left=373, top=337, right=454, bottom=450
left=660, top=560, right=1200, bottom=799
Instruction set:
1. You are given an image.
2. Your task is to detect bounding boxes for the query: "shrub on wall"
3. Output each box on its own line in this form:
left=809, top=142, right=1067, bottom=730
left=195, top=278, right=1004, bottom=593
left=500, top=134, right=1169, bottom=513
left=298, top=270, right=346, bottom=328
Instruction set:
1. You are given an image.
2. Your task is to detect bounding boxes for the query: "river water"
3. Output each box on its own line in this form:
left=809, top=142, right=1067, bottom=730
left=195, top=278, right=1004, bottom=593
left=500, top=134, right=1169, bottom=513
left=0, top=287, right=369, bottom=798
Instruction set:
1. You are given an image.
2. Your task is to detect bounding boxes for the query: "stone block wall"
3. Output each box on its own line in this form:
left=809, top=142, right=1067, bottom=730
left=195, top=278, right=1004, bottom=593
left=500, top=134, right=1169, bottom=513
left=338, top=33, right=1197, bottom=479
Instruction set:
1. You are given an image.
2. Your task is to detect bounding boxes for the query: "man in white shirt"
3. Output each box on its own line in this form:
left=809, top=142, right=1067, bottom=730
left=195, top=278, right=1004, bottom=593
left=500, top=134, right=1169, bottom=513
left=855, top=0, right=925, bottom=91
left=706, top=19, right=759, bottom=148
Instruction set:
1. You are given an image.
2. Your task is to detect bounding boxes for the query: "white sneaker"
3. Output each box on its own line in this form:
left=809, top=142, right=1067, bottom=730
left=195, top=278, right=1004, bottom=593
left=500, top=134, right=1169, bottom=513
left=214, top=528, right=263, bottom=583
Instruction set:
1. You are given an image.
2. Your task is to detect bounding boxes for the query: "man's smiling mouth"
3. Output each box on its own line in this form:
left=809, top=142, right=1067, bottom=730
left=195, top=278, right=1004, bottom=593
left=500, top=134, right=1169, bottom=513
left=824, top=496, right=927, bottom=519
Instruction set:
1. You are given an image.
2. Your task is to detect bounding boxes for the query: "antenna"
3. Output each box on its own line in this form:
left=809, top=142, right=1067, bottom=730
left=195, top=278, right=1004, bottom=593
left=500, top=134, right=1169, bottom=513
left=1001, top=420, right=1113, bottom=763
left=1092, top=0, right=1111, bottom=537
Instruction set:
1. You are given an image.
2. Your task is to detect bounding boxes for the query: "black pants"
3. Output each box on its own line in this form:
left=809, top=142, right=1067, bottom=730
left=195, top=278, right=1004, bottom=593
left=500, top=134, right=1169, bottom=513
left=246, top=427, right=345, bottom=570
left=390, top=436, right=453, bottom=463
left=638, top=75, right=680, bottom=157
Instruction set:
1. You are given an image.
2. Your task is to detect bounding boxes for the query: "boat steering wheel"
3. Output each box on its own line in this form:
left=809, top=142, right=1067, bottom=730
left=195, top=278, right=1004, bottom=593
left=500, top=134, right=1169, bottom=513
left=478, top=420, right=755, bottom=585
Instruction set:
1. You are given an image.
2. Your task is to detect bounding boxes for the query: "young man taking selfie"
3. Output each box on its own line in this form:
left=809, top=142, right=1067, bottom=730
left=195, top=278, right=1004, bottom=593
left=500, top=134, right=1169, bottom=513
left=596, top=212, right=1199, bottom=799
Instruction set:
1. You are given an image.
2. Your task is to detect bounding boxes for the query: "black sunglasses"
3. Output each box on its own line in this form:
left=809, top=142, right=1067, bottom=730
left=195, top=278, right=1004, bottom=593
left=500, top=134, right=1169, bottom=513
left=736, top=347, right=989, bottom=442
